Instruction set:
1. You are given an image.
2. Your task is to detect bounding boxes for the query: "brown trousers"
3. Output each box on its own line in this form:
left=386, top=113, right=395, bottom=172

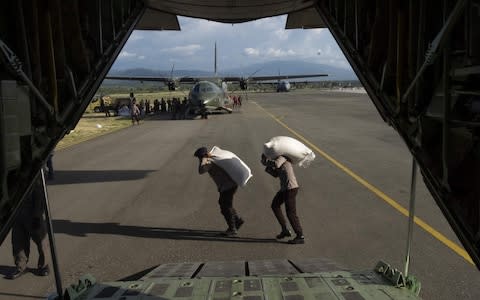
left=271, top=188, right=303, bottom=236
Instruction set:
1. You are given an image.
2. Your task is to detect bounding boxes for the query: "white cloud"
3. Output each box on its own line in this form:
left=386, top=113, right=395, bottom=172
left=160, top=44, right=202, bottom=56
left=244, top=48, right=260, bottom=57
left=309, top=28, right=325, bottom=35
left=138, top=55, right=145, bottom=60
left=266, top=48, right=296, bottom=57
left=274, top=29, right=289, bottom=41
left=119, top=51, right=137, bottom=58
left=129, top=32, right=145, bottom=41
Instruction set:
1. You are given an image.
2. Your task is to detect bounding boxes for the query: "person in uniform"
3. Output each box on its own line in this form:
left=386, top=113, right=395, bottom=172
left=194, top=147, right=244, bottom=236
left=7, top=177, right=50, bottom=279
left=261, top=154, right=305, bottom=244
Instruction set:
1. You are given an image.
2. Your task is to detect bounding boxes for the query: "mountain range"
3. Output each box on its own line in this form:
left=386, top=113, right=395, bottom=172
left=108, top=60, right=357, bottom=81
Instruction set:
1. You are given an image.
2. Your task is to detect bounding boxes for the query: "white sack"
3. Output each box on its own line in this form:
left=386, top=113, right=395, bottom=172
left=210, top=146, right=253, bottom=187
left=263, top=136, right=315, bottom=167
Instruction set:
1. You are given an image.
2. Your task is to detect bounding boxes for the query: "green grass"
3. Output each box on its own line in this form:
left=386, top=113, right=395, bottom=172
left=57, top=114, right=132, bottom=150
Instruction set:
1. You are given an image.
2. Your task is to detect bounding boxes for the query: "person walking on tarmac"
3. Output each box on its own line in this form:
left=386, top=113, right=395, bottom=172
left=131, top=100, right=140, bottom=125
left=261, top=154, right=305, bottom=244
left=6, top=176, right=50, bottom=279
left=194, top=147, right=244, bottom=236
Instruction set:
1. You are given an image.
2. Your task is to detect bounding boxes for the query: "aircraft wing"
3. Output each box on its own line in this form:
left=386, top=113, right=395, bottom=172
left=250, top=74, right=328, bottom=81
left=223, top=74, right=327, bottom=82
left=178, top=77, right=218, bottom=83
left=105, top=75, right=220, bottom=84
left=105, top=76, right=171, bottom=82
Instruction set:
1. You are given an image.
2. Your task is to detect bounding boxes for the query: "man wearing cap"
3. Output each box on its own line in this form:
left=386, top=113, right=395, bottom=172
left=194, top=147, right=244, bottom=236
left=261, top=154, right=305, bottom=244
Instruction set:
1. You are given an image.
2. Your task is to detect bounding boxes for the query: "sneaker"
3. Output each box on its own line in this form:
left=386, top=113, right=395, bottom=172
left=276, top=230, right=292, bottom=239
left=235, top=218, right=244, bottom=230
left=222, top=229, right=237, bottom=236
left=6, top=268, right=27, bottom=280
left=37, top=265, right=50, bottom=276
left=288, top=236, right=305, bottom=244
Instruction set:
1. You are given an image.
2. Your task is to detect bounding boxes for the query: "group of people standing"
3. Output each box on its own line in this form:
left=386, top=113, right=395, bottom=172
left=194, top=146, right=305, bottom=244
left=129, top=94, right=191, bottom=124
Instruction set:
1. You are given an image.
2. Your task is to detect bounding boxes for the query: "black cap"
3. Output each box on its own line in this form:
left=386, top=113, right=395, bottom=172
left=194, top=147, right=208, bottom=158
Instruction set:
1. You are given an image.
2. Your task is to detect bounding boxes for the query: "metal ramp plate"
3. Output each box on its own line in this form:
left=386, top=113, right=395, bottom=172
left=82, top=272, right=420, bottom=299
left=248, top=259, right=299, bottom=276
left=196, top=261, right=245, bottom=278
left=142, top=262, right=202, bottom=279
left=291, top=258, right=347, bottom=273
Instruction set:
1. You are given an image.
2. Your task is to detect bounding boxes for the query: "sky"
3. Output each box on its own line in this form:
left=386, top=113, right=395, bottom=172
left=112, top=15, right=351, bottom=72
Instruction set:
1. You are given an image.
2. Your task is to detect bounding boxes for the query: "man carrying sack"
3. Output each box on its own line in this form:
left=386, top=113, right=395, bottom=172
left=194, top=147, right=245, bottom=236
left=262, top=154, right=304, bottom=244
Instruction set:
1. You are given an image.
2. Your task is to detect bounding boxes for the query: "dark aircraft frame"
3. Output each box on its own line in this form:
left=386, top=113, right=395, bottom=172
left=0, top=1, right=479, bottom=298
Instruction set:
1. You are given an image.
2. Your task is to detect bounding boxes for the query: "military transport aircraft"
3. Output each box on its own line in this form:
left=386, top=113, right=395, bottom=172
left=0, top=1, right=478, bottom=299
left=106, top=43, right=328, bottom=114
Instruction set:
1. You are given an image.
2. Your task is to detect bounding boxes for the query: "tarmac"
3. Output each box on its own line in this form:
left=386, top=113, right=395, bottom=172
left=0, top=89, right=479, bottom=299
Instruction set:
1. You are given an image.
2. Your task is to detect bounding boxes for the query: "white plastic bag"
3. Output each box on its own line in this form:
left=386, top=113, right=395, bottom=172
left=209, top=146, right=253, bottom=187
left=263, top=136, right=315, bottom=167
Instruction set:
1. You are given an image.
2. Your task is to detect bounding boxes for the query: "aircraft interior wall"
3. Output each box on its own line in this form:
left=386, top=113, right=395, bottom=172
left=315, top=0, right=480, bottom=268
left=0, top=0, right=145, bottom=243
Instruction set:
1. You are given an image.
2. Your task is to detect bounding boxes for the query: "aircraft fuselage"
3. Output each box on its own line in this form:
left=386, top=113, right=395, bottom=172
left=277, top=80, right=291, bottom=92
left=188, top=81, right=232, bottom=113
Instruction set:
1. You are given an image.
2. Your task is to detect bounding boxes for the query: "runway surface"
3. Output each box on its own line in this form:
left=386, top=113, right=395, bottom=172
left=0, top=90, right=479, bottom=299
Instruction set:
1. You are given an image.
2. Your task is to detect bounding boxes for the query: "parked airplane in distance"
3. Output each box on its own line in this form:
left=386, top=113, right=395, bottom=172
left=105, top=43, right=328, bottom=114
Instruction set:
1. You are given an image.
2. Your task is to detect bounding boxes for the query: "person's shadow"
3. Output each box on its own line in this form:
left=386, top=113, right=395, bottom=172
left=52, top=219, right=277, bottom=244
left=47, top=170, right=155, bottom=185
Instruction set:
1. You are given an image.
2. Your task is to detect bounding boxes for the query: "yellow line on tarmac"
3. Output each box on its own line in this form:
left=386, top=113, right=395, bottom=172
left=253, top=101, right=474, bottom=265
